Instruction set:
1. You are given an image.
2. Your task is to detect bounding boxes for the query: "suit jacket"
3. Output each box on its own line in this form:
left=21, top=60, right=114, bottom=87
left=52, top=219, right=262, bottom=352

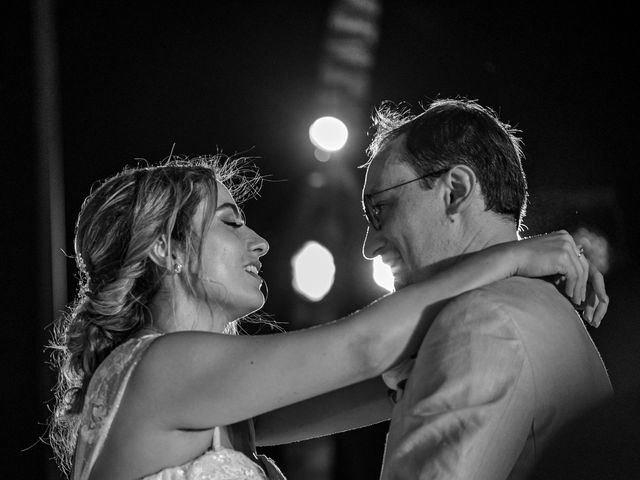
left=380, top=277, right=612, bottom=480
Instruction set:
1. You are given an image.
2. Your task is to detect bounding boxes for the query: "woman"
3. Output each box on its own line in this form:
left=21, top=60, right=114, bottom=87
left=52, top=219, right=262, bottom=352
left=49, top=156, right=606, bottom=480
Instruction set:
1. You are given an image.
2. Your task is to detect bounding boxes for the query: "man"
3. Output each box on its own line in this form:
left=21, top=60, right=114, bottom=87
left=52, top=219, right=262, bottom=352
left=361, top=98, right=612, bottom=479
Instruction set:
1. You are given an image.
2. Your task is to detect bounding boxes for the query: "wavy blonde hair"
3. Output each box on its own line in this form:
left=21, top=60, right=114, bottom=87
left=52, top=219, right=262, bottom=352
left=48, top=155, right=262, bottom=475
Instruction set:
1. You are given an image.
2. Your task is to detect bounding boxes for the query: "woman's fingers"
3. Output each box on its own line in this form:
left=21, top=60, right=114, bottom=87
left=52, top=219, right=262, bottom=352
left=568, top=239, right=587, bottom=306
left=577, top=249, right=589, bottom=305
left=587, top=265, right=609, bottom=327
left=523, top=230, right=608, bottom=326
left=592, top=294, right=609, bottom=328
left=583, top=300, right=595, bottom=326
left=557, top=232, right=583, bottom=303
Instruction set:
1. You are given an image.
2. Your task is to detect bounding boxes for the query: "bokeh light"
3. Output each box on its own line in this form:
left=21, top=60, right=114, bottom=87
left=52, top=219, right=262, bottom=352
left=573, top=227, right=611, bottom=274
left=309, top=116, right=349, bottom=152
left=291, top=241, right=336, bottom=301
left=372, top=255, right=395, bottom=292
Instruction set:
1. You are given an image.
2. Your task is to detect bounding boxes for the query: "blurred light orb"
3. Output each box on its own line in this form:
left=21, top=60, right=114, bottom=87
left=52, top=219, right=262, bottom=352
left=291, top=241, right=336, bottom=301
left=313, top=148, right=331, bottom=162
left=573, top=227, right=611, bottom=274
left=372, top=255, right=395, bottom=292
left=307, top=171, right=327, bottom=188
left=309, top=116, right=348, bottom=152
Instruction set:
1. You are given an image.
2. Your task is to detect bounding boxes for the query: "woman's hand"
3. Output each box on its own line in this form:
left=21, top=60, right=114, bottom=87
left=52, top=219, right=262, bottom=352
left=581, top=262, right=609, bottom=328
left=513, top=230, right=608, bottom=327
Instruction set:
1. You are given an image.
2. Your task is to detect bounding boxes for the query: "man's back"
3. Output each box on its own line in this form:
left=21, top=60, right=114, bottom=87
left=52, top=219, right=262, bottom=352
left=381, top=276, right=612, bottom=480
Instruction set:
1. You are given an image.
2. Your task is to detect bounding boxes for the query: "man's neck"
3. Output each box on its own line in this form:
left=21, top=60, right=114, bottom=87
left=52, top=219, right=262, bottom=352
left=412, top=217, right=518, bottom=283
left=459, top=218, right=518, bottom=255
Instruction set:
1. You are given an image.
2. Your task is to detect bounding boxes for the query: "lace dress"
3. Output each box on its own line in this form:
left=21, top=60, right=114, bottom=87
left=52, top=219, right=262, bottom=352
left=73, top=334, right=286, bottom=480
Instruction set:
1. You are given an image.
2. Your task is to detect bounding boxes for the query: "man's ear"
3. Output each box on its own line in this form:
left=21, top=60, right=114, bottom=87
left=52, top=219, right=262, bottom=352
left=148, top=235, right=181, bottom=269
left=442, top=165, right=478, bottom=216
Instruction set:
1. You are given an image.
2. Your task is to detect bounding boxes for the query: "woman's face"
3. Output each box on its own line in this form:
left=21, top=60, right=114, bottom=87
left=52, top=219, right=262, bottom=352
left=191, top=182, right=269, bottom=326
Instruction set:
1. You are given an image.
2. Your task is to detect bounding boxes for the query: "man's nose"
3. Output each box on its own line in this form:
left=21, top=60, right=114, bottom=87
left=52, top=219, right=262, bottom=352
left=362, top=225, right=383, bottom=260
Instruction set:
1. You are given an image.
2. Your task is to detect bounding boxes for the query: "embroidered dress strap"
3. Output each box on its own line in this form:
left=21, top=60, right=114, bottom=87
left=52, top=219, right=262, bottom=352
left=212, top=426, right=222, bottom=452
left=73, top=334, right=161, bottom=480
left=211, top=422, right=286, bottom=479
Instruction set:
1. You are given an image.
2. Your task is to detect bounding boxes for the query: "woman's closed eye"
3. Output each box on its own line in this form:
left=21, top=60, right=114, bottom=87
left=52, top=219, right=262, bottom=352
left=223, top=218, right=245, bottom=228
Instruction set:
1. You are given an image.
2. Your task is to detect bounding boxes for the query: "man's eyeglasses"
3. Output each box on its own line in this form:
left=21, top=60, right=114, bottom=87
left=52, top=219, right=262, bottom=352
left=362, top=168, right=450, bottom=230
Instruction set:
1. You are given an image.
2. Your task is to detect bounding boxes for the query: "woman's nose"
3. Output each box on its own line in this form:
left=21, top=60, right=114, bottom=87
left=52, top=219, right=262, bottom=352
left=249, top=230, right=269, bottom=257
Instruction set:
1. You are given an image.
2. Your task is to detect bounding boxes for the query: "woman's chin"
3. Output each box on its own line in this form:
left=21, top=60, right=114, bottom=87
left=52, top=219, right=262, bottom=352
left=237, top=297, right=266, bottom=318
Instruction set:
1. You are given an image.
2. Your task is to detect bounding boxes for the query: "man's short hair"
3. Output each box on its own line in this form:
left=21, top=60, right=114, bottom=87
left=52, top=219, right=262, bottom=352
left=367, top=98, right=528, bottom=229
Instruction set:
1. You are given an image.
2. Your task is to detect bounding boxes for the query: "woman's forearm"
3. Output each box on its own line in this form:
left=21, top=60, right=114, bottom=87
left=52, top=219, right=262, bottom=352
left=255, top=377, right=391, bottom=446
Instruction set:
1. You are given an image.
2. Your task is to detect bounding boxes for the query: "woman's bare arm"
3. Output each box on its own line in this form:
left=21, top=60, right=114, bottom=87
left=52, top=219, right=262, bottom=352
left=127, top=289, right=444, bottom=431
left=254, top=377, right=391, bottom=446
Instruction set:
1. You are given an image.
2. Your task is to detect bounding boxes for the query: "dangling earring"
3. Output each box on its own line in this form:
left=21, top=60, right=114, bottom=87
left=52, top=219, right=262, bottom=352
left=173, top=263, right=183, bottom=274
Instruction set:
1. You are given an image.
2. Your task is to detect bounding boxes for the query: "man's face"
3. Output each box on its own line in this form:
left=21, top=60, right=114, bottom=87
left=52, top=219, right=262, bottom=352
left=362, top=134, right=455, bottom=288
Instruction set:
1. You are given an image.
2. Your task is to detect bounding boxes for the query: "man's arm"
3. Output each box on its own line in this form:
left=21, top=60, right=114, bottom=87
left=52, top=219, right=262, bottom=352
left=381, top=288, right=534, bottom=480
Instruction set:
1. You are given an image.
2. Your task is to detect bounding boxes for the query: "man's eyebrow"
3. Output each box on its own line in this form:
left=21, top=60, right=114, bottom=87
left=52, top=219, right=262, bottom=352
left=369, top=184, right=394, bottom=197
left=364, top=181, right=384, bottom=197
left=365, top=175, right=395, bottom=196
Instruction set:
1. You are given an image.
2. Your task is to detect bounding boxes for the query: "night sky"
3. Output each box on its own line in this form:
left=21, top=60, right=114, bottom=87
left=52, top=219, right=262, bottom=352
left=4, top=1, right=638, bottom=478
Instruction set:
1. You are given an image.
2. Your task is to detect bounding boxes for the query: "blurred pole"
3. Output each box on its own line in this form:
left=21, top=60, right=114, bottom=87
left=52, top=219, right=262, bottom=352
left=280, top=1, right=383, bottom=479
left=33, top=0, right=66, bottom=477
left=317, top=0, right=382, bottom=123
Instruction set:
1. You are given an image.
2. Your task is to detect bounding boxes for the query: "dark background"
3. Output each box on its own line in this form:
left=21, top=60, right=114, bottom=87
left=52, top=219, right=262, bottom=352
left=3, top=1, right=638, bottom=478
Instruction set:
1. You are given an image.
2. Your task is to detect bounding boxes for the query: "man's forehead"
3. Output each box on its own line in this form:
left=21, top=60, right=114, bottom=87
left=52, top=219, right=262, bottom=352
left=363, top=137, right=415, bottom=194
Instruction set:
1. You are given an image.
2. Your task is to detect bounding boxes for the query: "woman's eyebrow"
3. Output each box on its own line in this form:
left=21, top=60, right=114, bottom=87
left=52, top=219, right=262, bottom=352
left=216, top=202, right=245, bottom=220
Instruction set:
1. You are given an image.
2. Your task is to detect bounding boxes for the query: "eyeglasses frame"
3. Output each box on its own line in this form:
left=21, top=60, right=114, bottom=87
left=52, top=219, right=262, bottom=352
left=362, top=168, right=450, bottom=230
